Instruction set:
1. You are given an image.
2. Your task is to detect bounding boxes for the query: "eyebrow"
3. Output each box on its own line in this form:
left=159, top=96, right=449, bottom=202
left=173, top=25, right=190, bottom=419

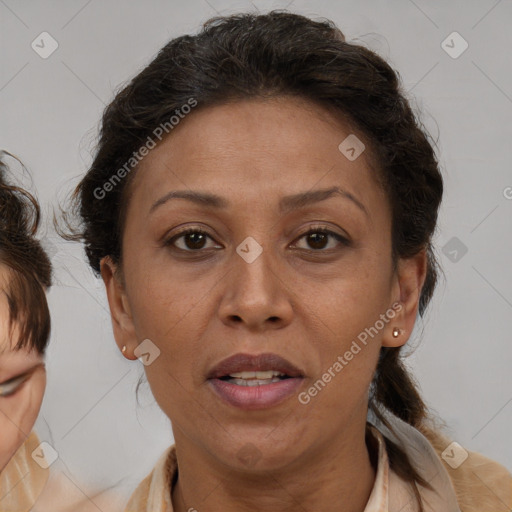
left=149, top=186, right=368, bottom=216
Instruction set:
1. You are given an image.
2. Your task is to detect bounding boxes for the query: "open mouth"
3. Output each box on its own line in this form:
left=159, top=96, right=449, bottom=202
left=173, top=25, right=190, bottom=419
left=206, top=352, right=305, bottom=409
left=218, top=370, right=292, bottom=386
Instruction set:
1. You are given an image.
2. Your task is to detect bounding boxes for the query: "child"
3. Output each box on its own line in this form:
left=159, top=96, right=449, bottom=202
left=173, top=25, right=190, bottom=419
left=0, top=152, right=52, bottom=511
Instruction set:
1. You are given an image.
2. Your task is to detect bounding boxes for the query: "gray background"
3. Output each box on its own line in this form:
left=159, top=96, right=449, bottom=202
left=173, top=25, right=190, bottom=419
left=1, top=0, right=511, bottom=503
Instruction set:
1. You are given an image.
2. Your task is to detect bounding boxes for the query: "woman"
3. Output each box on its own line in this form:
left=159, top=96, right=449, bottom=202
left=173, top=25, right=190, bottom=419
left=67, top=11, right=512, bottom=512
left=0, top=152, right=52, bottom=511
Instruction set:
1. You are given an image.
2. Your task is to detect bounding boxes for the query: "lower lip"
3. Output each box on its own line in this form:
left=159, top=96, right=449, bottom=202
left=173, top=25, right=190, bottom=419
left=208, top=377, right=304, bottom=410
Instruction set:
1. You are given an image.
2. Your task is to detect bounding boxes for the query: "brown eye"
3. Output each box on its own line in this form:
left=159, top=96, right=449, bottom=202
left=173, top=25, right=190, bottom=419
left=294, top=227, right=349, bottom=251
left=166, top=228, right=219, bottom=252
left=181, top=231, right=208, bottom=250
left=306, top=232, right=329, bottom=250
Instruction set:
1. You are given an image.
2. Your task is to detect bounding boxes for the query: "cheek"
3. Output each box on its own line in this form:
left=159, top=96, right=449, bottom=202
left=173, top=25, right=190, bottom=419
left=308, top=342, right=380, bottom=410
left=141, top=331, right=201, bottom=420
left=125, top=263, right=216, bottom=418
left=127, top=263, right=217, bottom=352
left=0, top=424, right=20, bottom=472
left=0, top=373, right=46, bottom=471
left=297, top=265, right=392, bottom=403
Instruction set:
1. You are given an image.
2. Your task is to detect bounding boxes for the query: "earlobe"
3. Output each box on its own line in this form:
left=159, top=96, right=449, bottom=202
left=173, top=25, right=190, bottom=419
left=100, top=256, right=138, bottom=359
left=382, top=315, right=407, bottom=349
left=121, top=344, right=138, bottom=361
left=382, top=249, right=427, bottom=348
left=391, top=326, right=402, bottom=338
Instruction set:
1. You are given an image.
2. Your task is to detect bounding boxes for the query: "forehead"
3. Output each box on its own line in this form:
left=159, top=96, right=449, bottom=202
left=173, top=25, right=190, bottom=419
left=0, top=280, right=41, bottom=370
left=0, top=263, right=26, bottom=356
left=130, top=96, right=387, bottom=215
left=0, top=331, right=41, bottom=378
left=0, top=265, right=13, bottom=353
left=0, top=285, right=39, bottom=368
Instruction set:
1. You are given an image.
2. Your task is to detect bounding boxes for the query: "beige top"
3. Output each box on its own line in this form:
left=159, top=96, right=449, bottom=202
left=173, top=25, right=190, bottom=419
left=0, top=430, right=49, bottom=512
left=2, top=419, right=510, bottom=511
left=0, top=431, right=126, bottom=512
left=124, top=413, right=512, bottom=512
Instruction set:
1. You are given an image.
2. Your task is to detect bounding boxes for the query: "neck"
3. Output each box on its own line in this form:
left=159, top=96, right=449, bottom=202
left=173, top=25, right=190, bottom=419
left=171, top=419, right=377, bottom=512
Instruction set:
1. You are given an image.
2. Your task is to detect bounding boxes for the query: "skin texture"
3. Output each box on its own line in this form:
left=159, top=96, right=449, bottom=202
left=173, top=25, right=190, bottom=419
left=101, top=96, right=427, bottom=512
left=0, top=264, right=46, bottom=473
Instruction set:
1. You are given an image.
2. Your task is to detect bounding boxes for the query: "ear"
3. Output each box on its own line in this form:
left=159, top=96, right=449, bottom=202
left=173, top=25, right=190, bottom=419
left=382, top=249, right=427, bottom=348
left=100, top=256, right=138, bottom=360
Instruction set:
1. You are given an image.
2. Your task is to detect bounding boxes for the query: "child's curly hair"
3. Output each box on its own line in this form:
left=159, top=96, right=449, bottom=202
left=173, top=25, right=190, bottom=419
left=0, top=151, right=52, bottom=353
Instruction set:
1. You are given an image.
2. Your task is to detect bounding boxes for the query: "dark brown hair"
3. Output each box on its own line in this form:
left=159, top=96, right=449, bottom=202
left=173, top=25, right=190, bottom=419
left=0, top=152, right=52, bottom=354
left=63, top=11, right=444, bottom=508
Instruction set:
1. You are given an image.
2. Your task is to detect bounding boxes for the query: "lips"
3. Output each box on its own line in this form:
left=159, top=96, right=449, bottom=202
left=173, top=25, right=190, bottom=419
left=207, top=352, right=304, bottom=380
left=206, top=353, right=305, bottom=410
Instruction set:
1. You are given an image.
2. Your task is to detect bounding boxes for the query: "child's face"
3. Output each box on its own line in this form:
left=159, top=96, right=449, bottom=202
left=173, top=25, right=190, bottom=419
left=0, top=265, right=46, bottom=472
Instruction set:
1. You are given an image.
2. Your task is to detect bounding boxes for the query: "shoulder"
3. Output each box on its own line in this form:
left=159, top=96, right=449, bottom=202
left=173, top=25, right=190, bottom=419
left=124, top=472, right=154, bottom=512
left=0, top=431, right=49, bottom=512
left=32, top=465, right=127, bottom=512
left=419, top=425, right=512, bottom=511
left=1, top=431, right=125, bottom=512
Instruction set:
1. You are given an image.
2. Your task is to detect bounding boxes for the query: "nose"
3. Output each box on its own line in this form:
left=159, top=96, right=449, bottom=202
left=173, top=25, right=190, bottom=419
left=217, top=239, right=294, bottom=332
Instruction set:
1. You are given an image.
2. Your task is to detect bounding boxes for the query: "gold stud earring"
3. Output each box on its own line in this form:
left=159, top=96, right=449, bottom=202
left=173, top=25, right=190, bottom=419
left=122, top=345, right=127, bottom=354
left=392, top=327, right=401, bottom=338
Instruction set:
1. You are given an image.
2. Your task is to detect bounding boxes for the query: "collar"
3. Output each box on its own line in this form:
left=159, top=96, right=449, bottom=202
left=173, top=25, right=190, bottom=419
left=125, top=415, right=461, bottom=512
left=368, top=410, right=461, bottom=512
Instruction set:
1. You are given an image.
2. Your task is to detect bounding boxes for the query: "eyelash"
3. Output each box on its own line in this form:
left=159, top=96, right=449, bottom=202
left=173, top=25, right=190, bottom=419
left=165, top=226, right=350, bottom=253
left=0, top=373, right=30, bottom=398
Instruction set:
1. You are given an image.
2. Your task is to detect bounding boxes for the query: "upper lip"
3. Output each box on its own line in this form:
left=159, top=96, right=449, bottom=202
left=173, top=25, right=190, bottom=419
left=207, top=352, right=305, bottom=379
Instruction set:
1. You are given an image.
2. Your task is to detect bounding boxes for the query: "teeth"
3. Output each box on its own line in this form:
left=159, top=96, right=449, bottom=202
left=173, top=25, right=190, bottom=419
left=230, top=377, right=283, bottom=386
left=228, top=370, right=286, bottom=379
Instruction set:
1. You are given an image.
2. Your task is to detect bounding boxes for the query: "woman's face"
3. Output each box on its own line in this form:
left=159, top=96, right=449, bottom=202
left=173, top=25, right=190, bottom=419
left=102, top=96, right=424, bottom=471
left=0, top=265, right=46, bottom=472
